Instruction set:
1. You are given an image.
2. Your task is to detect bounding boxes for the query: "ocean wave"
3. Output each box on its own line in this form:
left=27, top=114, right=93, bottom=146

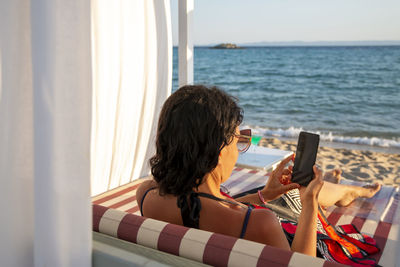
left=243, top=125, right=400, bottom=148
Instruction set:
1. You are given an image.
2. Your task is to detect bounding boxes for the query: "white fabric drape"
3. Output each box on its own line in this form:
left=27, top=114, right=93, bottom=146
left=1, top=0, right=171, bottom=265
left=91, top=0, right=172, bottom=196
left=0, top=2, right=34, bottom=266
left=0, top=0, right=92, bottom=266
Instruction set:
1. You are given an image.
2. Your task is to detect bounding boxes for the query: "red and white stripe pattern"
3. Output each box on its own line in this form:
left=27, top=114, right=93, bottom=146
left=93, top=204, right=343, bottom=267
left=91, top=168, right=400, bottom=266
left=92, top=177, right=149, bottom=215
left=222, top=167, right=270, bottom=196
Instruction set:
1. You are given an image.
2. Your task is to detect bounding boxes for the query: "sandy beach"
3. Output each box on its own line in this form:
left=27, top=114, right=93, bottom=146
left=259, top=138, right=400, bottom=186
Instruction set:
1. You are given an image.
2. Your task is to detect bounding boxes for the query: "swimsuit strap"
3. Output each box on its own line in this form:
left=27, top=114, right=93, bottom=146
left=197, top=192, right=248, bottom=208
left=177, top=192, right=202, bottom=228
left=240, top=206, right=253, bottom=238
left=140, top=186, right=157, bottom=216
left=177, top=191, right=252, bottom=238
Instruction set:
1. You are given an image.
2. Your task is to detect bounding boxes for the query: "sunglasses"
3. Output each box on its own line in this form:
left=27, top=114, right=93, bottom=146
left=234, top=129, right=252, bottom=153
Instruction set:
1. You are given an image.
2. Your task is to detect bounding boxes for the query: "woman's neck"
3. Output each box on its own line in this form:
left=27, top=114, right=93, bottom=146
left=197, top=171, right=224, bottom=197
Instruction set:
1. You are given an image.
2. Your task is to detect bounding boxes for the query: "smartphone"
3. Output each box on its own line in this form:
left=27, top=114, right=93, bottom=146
left=291, top=131, right=320, bottom=186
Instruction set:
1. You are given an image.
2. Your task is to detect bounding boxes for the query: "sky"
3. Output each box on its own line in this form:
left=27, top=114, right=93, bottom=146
left=170, top=0, right=400, bottom=46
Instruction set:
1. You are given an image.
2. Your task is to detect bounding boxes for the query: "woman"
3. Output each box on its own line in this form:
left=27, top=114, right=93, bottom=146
left=137, top=85, right=380, bottom=261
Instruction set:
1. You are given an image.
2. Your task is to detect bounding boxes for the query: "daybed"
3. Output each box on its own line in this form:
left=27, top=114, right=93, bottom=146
left=92, top=168, right=400, bottom=266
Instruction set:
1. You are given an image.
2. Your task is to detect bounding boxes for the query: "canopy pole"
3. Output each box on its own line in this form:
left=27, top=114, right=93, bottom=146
left=178, top=0, right=193, bottom=87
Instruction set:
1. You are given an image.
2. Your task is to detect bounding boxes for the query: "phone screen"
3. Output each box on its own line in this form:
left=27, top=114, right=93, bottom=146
left=291, top=131, right=320, bottom=186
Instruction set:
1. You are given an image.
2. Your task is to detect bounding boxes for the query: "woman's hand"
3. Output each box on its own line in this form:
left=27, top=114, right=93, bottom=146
left=261, top=154, right=300, bottom=201
left=291, top=165, right=323, bottom=256
left=300, top=165, right=324, bottom=206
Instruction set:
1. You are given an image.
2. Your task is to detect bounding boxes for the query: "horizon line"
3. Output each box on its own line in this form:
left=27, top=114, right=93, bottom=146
left=173, top=40, right=400, bottom=47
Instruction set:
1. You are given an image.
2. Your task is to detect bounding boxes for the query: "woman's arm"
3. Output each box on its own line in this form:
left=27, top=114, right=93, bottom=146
left=245, top=204, right=319, bottom=257
left=290, top=199, right=319, bottom=256
left=290, top=166, right=323, bottom=256
left=244, top=166, right=323, bottom=257
left=235, top=155, right=299, bottom=204
left=234, top=191, right=265, bottom=205
left=234, top=182, right=299, bottom=204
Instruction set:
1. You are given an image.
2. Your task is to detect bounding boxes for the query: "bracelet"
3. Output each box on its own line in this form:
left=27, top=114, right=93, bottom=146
left=257, top=190, right=267, bottom=204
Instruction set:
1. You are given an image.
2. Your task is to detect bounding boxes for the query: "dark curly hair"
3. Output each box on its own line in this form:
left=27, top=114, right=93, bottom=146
left=150, top=85, right=243, bottom=196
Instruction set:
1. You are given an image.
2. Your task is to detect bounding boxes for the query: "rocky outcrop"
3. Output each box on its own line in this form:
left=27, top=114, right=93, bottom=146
left=211, top=43, right=243, bottom=49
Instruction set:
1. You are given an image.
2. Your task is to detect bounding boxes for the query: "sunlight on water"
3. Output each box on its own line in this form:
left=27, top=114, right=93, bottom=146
left=172, top=46, right=400, bottom=148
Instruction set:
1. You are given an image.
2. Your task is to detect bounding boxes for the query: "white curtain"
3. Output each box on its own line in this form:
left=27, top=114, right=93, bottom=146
left=0, top=2, right=35, bottom=266
left=90, top=0, right=172, bottom=196
left=0, top=0, right=172, bottom=265
left=0, top=0, right=91, bottom=266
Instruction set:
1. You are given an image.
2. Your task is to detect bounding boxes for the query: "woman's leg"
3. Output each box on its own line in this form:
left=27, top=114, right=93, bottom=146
left=302, top=181, right=381, bottom=208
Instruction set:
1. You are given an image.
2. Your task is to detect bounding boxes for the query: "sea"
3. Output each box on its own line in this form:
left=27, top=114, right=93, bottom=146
left=172, top=46, right=400, bottom=154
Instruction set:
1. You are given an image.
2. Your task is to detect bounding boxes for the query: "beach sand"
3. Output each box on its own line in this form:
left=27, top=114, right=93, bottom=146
left=259, top=138, right=400, bottom=186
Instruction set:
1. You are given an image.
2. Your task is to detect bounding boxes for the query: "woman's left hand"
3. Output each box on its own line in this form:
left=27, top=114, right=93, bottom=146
left=261, top=154, right=300, bottom=201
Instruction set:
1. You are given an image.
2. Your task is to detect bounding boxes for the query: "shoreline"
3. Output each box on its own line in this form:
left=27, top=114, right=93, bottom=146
left=258, top=137, right=400, bottom=186
left=266, top=135, right=400, bottom=155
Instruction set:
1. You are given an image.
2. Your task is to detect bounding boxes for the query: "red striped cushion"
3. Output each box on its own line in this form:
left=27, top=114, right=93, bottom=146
left=92, top=169, right=400, bottom=266
left=92, top=204, right=333, bottom=267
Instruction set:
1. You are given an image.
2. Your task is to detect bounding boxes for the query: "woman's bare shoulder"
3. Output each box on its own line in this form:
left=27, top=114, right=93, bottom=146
left=244, top=208, right=291, bottom=250
left=200, top=202, right=284, bottom=243
left=136, top=178, right=158, bottom=207
left=199, top=201, right=247, bottom=236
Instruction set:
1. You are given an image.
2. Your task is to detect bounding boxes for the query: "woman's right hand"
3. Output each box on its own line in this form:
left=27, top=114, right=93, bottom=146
left=300, top=165, right=324, bottom=207
left=291, top=165, right=323, bottom=257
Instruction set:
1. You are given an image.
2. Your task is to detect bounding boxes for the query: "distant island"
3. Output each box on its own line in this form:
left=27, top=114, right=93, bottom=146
left=211, top=43, right=243, bottom=49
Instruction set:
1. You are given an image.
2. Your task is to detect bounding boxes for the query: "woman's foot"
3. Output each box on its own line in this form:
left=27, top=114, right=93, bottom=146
left=360, top=183, right=382, bottom=198
left=335, top=182, right=382, bottom=207
left=324, top=169, right=342, bottom=184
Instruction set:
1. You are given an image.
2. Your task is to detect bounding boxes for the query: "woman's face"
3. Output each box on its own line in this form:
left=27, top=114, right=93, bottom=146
left=217, top=126, right=240, bottom=183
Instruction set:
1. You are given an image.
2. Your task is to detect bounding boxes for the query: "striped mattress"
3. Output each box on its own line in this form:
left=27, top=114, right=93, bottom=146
left=92, top=167, right=400, bottom=266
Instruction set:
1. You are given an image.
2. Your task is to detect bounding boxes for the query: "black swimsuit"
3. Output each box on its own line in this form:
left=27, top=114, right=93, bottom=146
left=140, top=187, right=253, bottom=238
